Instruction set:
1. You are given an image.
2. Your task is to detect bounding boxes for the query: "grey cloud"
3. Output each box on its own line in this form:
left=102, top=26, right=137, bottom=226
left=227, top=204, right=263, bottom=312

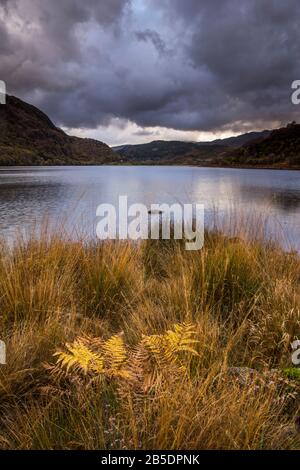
left=133, top=129, right=158, bottom=137
left=0, top=0, right=299, bottom=134
left=0, top=22, right=10, bottom=53
left=135, top=29, right=171, bottom=56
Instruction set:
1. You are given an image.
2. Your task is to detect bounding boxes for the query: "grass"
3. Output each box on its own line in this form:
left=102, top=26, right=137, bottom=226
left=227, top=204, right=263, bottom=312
left=0, top=227, right=300, bottom=449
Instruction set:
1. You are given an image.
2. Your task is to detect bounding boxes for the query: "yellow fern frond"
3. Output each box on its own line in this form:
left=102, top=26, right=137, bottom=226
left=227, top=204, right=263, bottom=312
left=143, top=322, right=199, bottom=364
left=53, top=323, right=199, bottom=388
left=103, top=334, right=127, bottom=368
left=164, top=323, right=199, bottom=359
left=142, top=334, right=164, bottom=357
left=102, top=334, right=131, bottom=378
left=54, top=338, right=104, bottom=375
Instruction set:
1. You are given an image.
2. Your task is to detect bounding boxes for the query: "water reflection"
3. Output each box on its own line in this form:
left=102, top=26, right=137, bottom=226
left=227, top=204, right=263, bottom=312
left=233, top=184, right=300, bottom=212
left=0, top=166, right=299, bottom=249
left=271, top=190, right=300, bottom=211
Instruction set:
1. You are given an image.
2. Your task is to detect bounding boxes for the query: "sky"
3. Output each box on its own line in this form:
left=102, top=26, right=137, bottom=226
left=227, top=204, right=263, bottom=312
left=0, top=0, right=300, bottom=145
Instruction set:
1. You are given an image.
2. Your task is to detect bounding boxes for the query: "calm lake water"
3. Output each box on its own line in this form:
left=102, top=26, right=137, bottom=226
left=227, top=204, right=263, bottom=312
left=0, top=165, right=299, bottom=249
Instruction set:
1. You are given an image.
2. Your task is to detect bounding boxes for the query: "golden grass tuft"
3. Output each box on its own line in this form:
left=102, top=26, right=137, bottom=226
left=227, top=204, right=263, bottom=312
left=0, top=228, right=300, bottom=449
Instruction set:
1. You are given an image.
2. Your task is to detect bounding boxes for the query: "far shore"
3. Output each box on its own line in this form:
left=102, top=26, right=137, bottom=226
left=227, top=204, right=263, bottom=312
left=0, top=162, right=300, bottom=171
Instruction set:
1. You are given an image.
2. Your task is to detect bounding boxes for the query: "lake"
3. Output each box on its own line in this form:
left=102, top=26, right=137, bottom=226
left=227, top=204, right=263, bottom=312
left=0, top=165, right=299, bottom=250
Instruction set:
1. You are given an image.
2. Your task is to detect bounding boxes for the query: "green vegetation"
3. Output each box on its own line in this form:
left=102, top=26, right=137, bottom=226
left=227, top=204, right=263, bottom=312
left=116, top=123, right=300, bottom=169
left=223, top=122, right=300, bottom=169
left=283, top=368, right=300, bottom=382
left=1, top=94, right=299, bottom=168
left=115, top=140, right=227, bottom=165
left=0, top=227, right=300, bottom=449
left=115, top=132, right=271, bottom=166
left=0, top=95, right=120, bottom=165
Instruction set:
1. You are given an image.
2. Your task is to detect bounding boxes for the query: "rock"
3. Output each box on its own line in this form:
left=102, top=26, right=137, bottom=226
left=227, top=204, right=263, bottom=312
left=227, top=366, right=263, bottom=386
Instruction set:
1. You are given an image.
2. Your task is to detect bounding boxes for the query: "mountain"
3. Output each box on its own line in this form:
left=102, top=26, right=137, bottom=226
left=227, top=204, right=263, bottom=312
left=116, top=127, right=300, bottom=169
left=0, top=95, right=120, bottom=165
left=114, top=130, right=271, bottom=165
left=208, top=130, right=271, bottom=148
left=221, top=122, right=300, bottom=168
left=115, top=140, right=228, bottom=165
left=1, top=95, right=298, bottom=169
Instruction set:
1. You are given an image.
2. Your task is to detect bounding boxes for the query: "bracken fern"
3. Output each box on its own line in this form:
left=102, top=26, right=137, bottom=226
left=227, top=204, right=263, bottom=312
left=53, top=323, right=199, bottom=389
left=54, top=334, right=130, bottom=379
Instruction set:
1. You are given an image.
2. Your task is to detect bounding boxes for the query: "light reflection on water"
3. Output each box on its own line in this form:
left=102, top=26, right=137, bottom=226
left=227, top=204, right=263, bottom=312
left=0, top=165, right=299, bottom=250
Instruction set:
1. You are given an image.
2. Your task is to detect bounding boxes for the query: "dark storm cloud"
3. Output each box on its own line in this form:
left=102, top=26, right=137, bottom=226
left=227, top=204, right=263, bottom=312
left=135, top=29, right=171, bottom=56
left=0, top=0, right=299, bottom=133
left=0, top=22, right=10, bottom=53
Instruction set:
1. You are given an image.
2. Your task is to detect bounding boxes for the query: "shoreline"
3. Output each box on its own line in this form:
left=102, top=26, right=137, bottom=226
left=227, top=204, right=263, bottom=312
left=0, top=162, right=300, bottom=171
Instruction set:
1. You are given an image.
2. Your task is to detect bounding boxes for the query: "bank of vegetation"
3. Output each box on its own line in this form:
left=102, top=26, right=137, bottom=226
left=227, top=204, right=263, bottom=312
left=0, top=223, right=300, bottom=449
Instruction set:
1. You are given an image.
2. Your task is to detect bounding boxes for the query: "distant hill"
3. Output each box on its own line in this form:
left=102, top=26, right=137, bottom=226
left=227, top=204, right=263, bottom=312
left=222, top=122, right=300, bottom=168
left=209, top=130, right=271, bottom=148
left=115, top=127, right=300, bottom=169
left=0, top=95, right=120, bottom=165
left=115, top=140, right=228, bottom=165
left=114, top=130, right=271, bottom=165
left=1, top=95, right=298, bottom=169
